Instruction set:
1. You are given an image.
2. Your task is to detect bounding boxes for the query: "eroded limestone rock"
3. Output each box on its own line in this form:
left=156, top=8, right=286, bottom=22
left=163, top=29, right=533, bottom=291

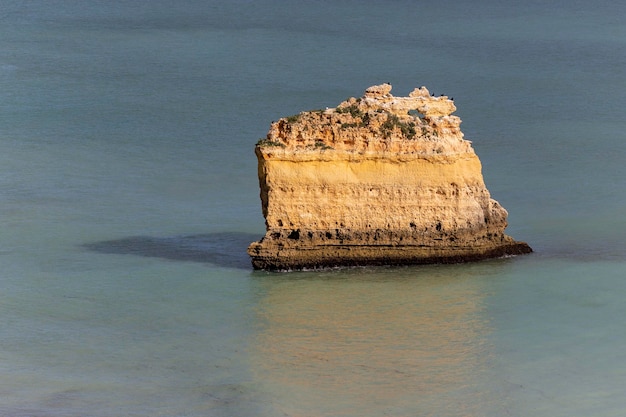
left=248, top=84, right=531, bottom=270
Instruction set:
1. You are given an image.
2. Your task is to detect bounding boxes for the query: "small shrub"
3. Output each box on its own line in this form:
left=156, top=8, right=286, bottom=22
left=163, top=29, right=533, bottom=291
left=359, top=112, right=371, bottom=127
left=401, top=121, right=417, bottom=139
left=380, top=113, right=417, bottom=139
left=314, top=140, right=333, bottom=150
left=285, top=114, right=301, bottom=123
left=256, top=138, right=285, bottom=148
left=335, top=103, right=364, bottom=118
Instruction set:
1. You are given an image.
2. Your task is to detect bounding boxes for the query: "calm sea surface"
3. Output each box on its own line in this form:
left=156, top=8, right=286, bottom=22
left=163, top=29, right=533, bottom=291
left=1, top=1, right=626, bottom=416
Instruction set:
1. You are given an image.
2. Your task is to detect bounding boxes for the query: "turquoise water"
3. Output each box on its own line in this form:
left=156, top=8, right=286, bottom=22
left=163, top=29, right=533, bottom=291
left=1, top=1, right=625, bottom=415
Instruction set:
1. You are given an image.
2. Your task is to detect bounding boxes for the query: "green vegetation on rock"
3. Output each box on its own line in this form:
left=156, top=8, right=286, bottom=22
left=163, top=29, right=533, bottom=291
left=256, top=138, right=286, bottom=148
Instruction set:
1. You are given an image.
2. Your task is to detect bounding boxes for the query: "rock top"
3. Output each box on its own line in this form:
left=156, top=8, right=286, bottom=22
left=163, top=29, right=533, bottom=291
left=249, top=84, right=531, bottom=270
left=257, top=83, right=467, bottom=156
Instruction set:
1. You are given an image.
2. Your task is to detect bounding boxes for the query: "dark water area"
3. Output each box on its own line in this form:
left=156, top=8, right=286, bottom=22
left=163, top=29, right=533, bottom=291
left=1, top=1, right=625, bottom=415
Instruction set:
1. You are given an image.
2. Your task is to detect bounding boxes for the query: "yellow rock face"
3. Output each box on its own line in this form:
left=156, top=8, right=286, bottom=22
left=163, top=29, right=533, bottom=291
left=248, top=84, right=531, bottom=270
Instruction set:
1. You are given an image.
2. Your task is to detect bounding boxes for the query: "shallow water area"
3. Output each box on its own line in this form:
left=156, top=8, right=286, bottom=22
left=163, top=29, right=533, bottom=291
left=1, top=1, right=626, bottom=416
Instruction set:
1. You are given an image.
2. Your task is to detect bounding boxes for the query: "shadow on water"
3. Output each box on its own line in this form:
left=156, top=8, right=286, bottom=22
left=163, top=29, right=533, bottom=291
left=82, top=232, right=261, bottom=270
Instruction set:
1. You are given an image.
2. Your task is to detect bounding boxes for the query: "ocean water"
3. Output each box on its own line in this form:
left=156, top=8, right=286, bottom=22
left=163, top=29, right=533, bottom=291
left=1, top=1, right=625, bottom=416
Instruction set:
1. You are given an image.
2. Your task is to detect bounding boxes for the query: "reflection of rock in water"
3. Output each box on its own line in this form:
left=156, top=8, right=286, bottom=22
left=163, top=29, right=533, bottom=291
left=251, top=268, right=497, bottom=416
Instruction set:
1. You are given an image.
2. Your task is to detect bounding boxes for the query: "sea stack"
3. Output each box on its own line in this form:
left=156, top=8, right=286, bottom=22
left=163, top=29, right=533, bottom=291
left=248, top=84, right=531, bottom=270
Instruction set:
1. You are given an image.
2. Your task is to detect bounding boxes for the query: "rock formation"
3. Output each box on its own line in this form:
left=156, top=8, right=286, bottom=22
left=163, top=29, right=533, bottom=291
left=248, top=84, right=531, bottom=270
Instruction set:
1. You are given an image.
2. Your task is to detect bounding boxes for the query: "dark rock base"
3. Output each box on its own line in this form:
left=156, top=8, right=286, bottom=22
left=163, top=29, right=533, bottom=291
left=248, top=240, right=532, bottom=271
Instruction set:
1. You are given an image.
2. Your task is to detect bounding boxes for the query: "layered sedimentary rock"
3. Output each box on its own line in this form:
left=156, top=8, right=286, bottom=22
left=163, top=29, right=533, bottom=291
left=248, top=84, right=531, bottom=270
